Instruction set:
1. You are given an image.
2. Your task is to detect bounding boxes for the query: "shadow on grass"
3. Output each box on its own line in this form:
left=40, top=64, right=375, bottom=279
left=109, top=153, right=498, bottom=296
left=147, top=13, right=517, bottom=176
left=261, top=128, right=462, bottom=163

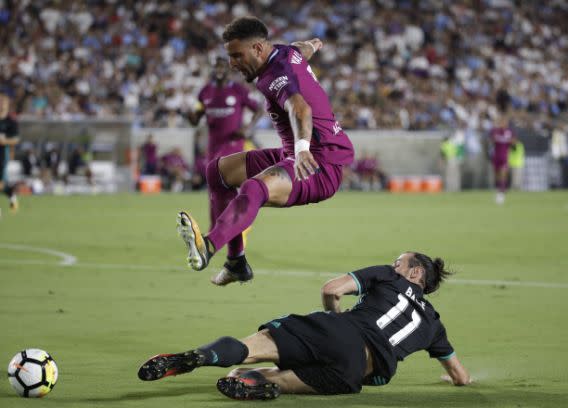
left=82, top=384, right=213, bottom=402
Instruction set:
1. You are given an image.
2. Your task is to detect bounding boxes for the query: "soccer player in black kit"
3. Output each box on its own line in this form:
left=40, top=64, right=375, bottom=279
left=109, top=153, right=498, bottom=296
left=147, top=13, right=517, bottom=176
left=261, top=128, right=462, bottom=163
left=138, top=252, right=471, bottom=400
left=0, top=93, right=20, bottom=213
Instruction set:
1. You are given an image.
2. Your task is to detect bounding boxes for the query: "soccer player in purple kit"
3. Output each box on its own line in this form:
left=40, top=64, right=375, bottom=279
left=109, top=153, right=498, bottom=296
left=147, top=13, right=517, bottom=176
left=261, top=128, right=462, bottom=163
left=176, top=16, right=354, bottom=286
left=187, top=57, right=263, bottom=163
left=489, top=111, right=516, bottom=204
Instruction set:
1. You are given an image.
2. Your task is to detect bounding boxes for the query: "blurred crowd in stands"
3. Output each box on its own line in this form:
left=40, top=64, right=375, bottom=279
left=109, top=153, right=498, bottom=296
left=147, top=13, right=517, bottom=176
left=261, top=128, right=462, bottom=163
left=1, top=0, right=567, bottom=132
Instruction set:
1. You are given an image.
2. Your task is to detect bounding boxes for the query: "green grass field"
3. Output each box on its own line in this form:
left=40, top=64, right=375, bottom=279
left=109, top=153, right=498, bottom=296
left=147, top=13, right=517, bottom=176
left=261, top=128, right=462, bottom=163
left=1, top=191, right=567, bottom=407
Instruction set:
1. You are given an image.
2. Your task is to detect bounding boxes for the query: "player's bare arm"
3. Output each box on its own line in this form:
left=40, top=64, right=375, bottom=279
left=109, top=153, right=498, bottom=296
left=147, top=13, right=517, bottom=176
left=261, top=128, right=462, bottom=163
left=0, top=134, right=19, bottom=146
left=439, top=355, right=471, bottom=386
left=284, top=94, right=320, bottom=180
left=291, top=38, right=323, bottom=61
left=321, top=274, right=358, bottom=313
left=236, top=105, right=263, bottom=139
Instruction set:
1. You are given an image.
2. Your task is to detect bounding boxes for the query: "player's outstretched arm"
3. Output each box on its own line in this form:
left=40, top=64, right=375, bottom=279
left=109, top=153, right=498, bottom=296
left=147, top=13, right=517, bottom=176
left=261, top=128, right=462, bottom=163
left=321, top=274, right=358, bottom=313
left=291, top=38, right=323, bottom=61
left=439, top=355, right=471, bottom=386
left=284, top=94, right=320, bottom=180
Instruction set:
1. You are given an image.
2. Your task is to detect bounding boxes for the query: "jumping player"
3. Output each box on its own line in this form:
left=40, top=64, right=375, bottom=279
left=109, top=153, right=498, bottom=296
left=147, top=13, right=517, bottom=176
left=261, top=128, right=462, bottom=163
left=177, top=17, right=354, bottom=286
left=138, top=252, right=471, bottom=400
left=0, top=93, right=20, bottom=213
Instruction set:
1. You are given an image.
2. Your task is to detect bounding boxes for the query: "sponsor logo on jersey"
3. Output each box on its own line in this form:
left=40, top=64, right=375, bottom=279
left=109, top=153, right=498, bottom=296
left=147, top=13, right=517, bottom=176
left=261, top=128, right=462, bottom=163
left=205, top=107, right=235, bottom=118
left=268, top=76, right=289, bottom=96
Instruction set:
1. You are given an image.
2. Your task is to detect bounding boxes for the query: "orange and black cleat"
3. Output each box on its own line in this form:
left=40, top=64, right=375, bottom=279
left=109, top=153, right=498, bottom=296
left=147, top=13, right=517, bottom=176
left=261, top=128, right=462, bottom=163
left=137, top=350, right=205, bottom=381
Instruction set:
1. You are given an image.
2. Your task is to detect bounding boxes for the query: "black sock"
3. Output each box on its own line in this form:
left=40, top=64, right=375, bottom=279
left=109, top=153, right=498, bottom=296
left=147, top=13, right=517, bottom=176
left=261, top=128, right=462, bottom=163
left=197, top=336, right=249, bottom=367
left=204, top=237, right=216, bottom=256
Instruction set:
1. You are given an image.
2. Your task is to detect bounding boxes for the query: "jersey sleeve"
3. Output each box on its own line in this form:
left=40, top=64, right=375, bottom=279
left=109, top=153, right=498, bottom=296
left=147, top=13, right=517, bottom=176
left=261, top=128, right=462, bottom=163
left=426, top=322, right=455, bottom=360
left=348, top=265, right=397, bottom=295
left=265, top=63, right=300, bottom=110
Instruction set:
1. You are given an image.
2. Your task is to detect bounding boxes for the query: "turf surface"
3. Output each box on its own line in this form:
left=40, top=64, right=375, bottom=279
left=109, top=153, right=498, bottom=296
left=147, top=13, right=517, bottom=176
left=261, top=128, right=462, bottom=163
left=1, top=191, right=567, bottom=407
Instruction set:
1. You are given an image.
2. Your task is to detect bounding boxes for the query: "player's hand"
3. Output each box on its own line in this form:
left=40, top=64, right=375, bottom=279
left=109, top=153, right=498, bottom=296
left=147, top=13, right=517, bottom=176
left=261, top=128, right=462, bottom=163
left=294, top=151, right=320, bottom=181
left=440, top=374, right=473, bottom=385
left=309, top=38, right=323, bottom=53
left=0, top=134, right=6, bottom=145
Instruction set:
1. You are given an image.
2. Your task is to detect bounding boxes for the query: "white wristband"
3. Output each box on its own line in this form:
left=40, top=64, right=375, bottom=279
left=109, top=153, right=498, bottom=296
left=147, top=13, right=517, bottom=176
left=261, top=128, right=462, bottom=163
left=295, top=139, right=311, bottom=156
left=308, top=41, right=317, bottom=53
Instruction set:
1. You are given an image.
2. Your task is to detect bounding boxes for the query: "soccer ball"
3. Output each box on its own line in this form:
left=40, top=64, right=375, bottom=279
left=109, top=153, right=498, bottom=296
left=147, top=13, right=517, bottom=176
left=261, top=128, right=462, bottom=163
left=7, top=349, right=58, bottom=398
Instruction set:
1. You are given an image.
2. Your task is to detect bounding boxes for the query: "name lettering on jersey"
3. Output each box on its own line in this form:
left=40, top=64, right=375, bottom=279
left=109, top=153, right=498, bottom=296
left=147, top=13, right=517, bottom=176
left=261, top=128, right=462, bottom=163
left=333, top=121, right=342, bottom=135
left=291, top=51, right=303, bottom=65
left=269, top=76, right=289, bottom=97
left=405, top=286, right=426, bottom=311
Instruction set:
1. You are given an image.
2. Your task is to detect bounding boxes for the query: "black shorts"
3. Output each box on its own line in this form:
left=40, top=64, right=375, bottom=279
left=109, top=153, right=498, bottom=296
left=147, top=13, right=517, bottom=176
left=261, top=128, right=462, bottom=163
left=259, top=312, right=367, bottom=394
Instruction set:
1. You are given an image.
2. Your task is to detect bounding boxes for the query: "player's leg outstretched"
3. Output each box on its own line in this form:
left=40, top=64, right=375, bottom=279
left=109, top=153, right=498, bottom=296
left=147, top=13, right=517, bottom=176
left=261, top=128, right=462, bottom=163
left=138, top=335, right=250, bottom=381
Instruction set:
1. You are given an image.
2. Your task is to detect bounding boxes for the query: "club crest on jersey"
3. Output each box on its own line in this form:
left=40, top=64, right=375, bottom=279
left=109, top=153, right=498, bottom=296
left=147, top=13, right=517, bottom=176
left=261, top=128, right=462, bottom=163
left=291, top=51, right=303, bottom=64
left=269, top=76, right=289, bottom=96
left=225, top=95, right=236, bottom=106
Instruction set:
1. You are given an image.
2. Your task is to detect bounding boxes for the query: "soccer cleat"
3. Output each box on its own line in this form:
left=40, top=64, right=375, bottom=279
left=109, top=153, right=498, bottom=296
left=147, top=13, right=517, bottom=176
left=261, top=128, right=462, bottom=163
left=210, top=255, right=254, bottom=286
left=9, top=195, right=18, bottom=213
left=177, top=211, right=210, bottom=270
left=137, top=350, right=206, bottom=381
left=216, top=372, right=280, bottom=400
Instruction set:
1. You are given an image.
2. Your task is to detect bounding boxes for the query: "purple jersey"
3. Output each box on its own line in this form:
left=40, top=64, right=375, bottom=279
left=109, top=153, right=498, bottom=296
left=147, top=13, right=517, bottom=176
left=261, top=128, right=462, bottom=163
left=256, top=45, right=354, bottom=165
left=490, top=127, right=514, bottom=163
left=141, top=142, right=157, bottom=166
left=198, top=81, right=259, bottom=159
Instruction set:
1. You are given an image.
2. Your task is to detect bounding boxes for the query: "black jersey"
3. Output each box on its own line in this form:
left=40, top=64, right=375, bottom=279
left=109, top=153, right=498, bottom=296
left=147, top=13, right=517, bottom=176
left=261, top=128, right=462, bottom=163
left=343, top=265, right=454, bottom=384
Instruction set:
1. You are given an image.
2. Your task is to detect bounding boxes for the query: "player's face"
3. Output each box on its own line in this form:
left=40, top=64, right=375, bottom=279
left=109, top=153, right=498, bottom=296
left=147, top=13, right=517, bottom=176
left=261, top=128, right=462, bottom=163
left=392, top=253, right=414, bottom=278
left=225, top=39, right=264, bottom=83
left=213, top=60, right=229, bottom=83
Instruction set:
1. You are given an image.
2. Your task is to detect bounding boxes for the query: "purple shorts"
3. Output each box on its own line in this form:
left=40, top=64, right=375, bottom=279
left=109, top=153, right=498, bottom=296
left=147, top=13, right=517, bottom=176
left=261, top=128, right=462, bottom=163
left=209, top=140, right=246, bottom=162
left=245, top=148, right=343, bottom=207
left=492, top=157, right=508, bottom=171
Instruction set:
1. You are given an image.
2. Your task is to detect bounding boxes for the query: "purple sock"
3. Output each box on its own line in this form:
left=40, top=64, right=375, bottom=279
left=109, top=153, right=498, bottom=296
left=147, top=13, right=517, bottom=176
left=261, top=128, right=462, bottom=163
left=207, top=178, right=268, bottom=252
left=206, top=158, right=243, bottom=256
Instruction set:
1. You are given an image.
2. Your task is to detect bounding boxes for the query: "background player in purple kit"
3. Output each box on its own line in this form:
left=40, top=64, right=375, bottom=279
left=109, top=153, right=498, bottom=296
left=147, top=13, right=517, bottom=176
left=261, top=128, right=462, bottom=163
left=187, top=57, right=263, bottom=164
left=138, top=251, right=471, bottom=400
left=176, top=16, right=354, bottom=286
left=489, top=111, right=516, bottom=204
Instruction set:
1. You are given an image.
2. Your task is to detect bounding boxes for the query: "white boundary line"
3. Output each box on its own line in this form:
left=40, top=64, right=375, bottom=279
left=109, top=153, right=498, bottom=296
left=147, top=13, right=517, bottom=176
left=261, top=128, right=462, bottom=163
left=0, top=256, right=567, bottom=289
left=0, top=244, right=77, bottom=266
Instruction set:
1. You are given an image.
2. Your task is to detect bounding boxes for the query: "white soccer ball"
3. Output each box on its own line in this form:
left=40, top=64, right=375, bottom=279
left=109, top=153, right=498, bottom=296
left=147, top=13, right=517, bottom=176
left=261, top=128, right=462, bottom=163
left=7, top=349, right=58, bottom=398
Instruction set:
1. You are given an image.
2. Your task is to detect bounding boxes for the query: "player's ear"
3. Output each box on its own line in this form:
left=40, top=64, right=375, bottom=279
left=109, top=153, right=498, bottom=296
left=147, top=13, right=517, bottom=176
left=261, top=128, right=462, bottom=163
left=251, top=40, right=264, bottom=57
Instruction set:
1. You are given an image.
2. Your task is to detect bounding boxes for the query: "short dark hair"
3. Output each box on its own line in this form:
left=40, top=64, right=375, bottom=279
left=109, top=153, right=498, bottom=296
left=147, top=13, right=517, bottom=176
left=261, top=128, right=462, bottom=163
left=409, top=252, right=452, bottom=294
left=222, top=17, right=268, bottom=43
